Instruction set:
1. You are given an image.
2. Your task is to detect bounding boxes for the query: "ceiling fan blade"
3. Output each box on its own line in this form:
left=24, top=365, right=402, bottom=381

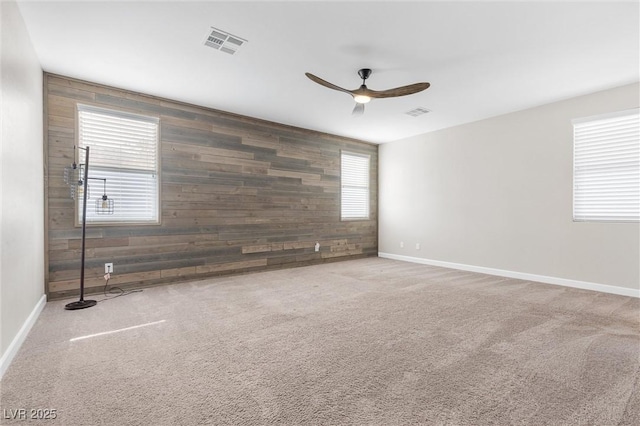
left=305, top=72, right=353, bottom=95
left=352, top=102, right=364, bottom=116
left=366, top=82, right=430, bottom=99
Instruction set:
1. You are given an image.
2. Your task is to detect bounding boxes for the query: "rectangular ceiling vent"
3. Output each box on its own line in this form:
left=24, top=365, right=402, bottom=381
left=405, top=107, right=431, bottom=117
left=204, top=27, right=247, bottom=55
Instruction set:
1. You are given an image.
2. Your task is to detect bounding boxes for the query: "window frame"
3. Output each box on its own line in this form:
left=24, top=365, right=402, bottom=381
left=340, top=150, right=371, bottom=221
left=572, top=107, right=639, bottom=223
left=75, top=104, right=161, bottom=227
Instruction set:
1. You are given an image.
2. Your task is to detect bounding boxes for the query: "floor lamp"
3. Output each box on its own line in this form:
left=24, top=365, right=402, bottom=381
left=63, top=146, right=114, bottom=310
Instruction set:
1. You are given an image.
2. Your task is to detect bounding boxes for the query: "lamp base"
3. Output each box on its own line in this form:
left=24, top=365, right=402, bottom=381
left=65, top=300, right=97, bottom=310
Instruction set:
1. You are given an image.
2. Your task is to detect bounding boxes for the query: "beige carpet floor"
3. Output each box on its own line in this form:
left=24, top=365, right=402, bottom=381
left=1, top=257, right=638, bottom=425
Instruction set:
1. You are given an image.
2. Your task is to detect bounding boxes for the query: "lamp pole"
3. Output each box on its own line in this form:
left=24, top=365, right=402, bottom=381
left=65, top=146, right=97, bottom=310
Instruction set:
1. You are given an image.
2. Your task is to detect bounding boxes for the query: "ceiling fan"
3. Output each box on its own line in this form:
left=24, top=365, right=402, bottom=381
left=305, top=68, right=430, bottom=115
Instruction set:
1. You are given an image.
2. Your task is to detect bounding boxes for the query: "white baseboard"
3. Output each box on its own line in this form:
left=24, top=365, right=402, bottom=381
left=378, top=252, right=640, bottom=298
left=0, top=294, right=47, bottom=380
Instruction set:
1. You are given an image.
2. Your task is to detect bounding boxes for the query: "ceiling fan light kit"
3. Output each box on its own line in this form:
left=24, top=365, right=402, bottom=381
left=305, top=68, right=430, bottom=115
left=353, top=95, right=371, bottom=104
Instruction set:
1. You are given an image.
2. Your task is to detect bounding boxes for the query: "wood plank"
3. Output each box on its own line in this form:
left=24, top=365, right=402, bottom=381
left=195, top=259, right=267, bottom=274
left=267, top=169, right=321, bottom=181
left=163, top=141, right=255, bottom=161
left=160, top=266, right=197, bottom=279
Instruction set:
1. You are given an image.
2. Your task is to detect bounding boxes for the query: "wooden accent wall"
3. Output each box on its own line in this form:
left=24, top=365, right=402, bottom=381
left=45, top=74, right=378, bottom=299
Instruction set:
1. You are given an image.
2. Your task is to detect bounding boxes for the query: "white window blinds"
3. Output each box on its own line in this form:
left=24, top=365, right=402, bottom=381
left=78, top=104, right=160, bottom=224
left=572, top=108, right=639, bottom=222
left=341, top=151, right=370, bottom=220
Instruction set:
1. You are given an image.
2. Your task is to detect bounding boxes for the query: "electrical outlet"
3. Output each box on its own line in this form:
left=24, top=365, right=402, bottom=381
left=415, top=243, right=420, bottom=250
left=400, top=241, right=404, bottom=248
left=105, top=263, right=113, bottom=274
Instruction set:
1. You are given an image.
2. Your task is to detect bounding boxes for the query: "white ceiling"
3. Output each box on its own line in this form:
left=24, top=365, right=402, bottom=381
left=17, top=1, right=640, bottom=144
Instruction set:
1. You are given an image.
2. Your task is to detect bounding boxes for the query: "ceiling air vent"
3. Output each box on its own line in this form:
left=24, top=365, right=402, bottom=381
left=405, top=107, right=431, bottom=117
left=204, top=27, right=247, bottom=55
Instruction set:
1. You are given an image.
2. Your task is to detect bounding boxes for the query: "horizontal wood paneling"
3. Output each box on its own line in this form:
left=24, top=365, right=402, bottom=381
left=45, top=74, right=378, bottom=299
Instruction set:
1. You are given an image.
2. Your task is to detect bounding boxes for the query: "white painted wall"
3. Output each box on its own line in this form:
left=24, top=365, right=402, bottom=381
left=379, top=83, right=640, bottom=291
left=0, top=1, right=45, bottom=362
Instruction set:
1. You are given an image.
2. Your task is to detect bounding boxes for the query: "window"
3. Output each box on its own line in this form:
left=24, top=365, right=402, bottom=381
left=572, top=108, right=639, bottom=222
left=77, top=104, right=160, bottom=224
left=341, top=151, right=370, bottom=220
